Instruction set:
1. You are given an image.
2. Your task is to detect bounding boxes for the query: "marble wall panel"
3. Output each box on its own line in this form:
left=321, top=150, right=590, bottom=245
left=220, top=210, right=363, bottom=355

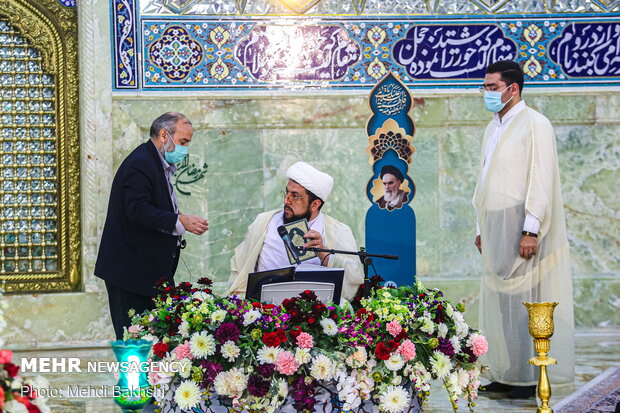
left=437, top=125, right=484, bottom=278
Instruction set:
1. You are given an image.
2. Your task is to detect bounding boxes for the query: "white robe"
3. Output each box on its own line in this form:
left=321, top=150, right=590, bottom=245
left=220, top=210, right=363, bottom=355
left=227, top=210, right=364, bottom=301
left=472, top=106, right=575, bottom=385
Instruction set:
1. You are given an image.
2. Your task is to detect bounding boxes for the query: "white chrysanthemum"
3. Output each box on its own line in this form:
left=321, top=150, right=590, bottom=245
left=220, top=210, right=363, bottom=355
left=310, top=354, right=335, bottom=381
left=379, top=385, right=410, bottom=413
left=178, top=358, right=192, bottom=378
left=174, top=380, right=201, bottom=410
left=213, top=368, right=247, bottom=398
left=257, top=346, right=282, bottom=364
left=277, top=378, right=288, bottom=397
left=221, top=340, right=241, bottom=362
left=437, top=323, right=448, bottom=338
left=189, top=331, right=216, bottom=358
left=385, top=353, right=405, bottom=371
left=430, top=350, right=452, bottom=379
left=211, top=309, right=227, bottom=324
left=420, top=317, right=434, bottom=334
left=243, top=309, right=261, bottom=326
left=452, top=311, right=469, bottom=338
left=295, top=348, right=311, bottom=364
left=320, top=318, right=338, bottom=336
left=178, top=320, right=190, bottom=337
left=450, top=336, right=462, bottom=354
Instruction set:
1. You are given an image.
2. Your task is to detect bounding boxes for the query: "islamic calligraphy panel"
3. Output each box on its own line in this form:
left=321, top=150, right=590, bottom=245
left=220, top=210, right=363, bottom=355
left=117, top=14, right=620, bottom=91
left=549, top=22, right=620, bottom=77
left=235, top=25, right=361, bottom=82
left=392, top=24, right=518, bottom=80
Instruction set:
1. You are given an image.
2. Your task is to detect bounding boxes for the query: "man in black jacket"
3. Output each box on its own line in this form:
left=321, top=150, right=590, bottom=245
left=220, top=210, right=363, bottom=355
left=95, top=112, right=208, bottom=339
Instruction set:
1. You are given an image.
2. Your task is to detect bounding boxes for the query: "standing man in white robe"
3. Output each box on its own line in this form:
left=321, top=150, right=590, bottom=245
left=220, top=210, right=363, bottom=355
left=472, top=60, right=574, bottom=399
left=228, top=161, right=364, bottom=302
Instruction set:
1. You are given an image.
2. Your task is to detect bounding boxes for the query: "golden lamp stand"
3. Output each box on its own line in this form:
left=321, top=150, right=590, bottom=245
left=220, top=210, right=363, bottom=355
left=523, top=302, right=559, bottom=413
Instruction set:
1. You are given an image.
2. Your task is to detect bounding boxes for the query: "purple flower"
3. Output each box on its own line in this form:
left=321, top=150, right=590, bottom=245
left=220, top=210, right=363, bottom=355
left=200, top=360, right=223, bottom=385
left=256, top=363, right=275, bottom=377
left=247, top=374, right=271, bottom=397
left=214, top=322, right=240, bottom=344
left=438, top=337, right=455, bottom=357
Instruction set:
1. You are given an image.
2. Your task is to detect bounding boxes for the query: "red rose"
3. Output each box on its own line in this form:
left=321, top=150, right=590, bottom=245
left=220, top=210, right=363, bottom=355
left=375, top=343, right=392, bottom=361
left=289, top=327, right=302, bottom=340
left=252, top=302, right=262, bottom=308
left=153, top=342, right=169, bottom=358
left=308, top=317, right=316, bottom=324
left=262, top=332, right=281, bottom=347
left=5, top=362, right=20, bottom=378
left=263, top=304, right=276, bottom=310
left=276, top=329, right=287, bottom=343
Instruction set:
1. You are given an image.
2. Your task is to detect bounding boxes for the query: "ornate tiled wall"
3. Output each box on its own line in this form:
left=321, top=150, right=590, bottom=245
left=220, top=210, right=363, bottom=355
left=1, top=0, right=619, bottom=349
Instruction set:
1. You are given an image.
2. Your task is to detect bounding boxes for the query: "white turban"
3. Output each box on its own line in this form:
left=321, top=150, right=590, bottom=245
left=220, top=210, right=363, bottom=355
left=286, top=161, right=334, bottom=202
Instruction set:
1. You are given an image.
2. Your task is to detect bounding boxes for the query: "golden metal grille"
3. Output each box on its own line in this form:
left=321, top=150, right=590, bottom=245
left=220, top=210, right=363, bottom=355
left=0, top=0, right=80, bottom=294
left=1, top=19, right=59, bottom=275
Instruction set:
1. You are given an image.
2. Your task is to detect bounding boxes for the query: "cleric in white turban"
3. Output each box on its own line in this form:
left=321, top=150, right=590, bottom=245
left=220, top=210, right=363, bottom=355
left=227, top=161, right=363, bottom=301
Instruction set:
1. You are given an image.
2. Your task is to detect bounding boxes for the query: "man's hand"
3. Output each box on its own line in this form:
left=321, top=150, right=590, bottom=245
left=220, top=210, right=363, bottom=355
left=519, top=234, right=538, bottom=259
left=474, top=235, right=482, bottom=254
left=180, top=214, right=208, bottom=235
left=303, top=230, right=329, bottom=266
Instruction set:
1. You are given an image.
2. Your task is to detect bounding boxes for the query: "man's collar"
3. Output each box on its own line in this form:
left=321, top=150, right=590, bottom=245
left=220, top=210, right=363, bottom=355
left=156, top=145, right=176, bottom=173
left=494, top=99, right=526, bottom=125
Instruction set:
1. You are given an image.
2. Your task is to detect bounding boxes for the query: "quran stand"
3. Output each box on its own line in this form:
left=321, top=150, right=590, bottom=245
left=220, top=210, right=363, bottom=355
left=302, top=246, right=398, bottom=298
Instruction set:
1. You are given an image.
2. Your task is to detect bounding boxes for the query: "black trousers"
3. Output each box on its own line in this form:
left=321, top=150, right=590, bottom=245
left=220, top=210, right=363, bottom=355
left=105, top=282, right=155, bottom=340
left=105, top=247, right=180, bottom=340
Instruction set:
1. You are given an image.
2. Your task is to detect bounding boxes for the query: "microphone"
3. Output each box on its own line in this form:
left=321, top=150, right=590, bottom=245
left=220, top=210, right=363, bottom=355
left=277, top=225, right=301, bottom=265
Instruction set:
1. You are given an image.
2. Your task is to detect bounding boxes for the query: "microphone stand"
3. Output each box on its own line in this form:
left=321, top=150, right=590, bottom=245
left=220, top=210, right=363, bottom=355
left=302, top=246, right=398, bottom=298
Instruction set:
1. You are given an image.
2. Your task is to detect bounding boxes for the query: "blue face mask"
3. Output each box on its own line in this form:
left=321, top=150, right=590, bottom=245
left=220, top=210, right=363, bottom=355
left=484, top=84, right=514, bottom=113
left=163, top=133, right=188, bottom=164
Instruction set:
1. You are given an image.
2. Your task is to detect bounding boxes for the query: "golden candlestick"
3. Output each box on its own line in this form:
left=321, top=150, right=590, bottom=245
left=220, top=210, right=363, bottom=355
left=523, top=302, right=558, bottom=413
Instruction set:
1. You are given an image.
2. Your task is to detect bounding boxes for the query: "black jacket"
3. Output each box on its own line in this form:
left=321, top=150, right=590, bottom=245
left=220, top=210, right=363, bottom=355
left=95, top=140, right=179, bottom=296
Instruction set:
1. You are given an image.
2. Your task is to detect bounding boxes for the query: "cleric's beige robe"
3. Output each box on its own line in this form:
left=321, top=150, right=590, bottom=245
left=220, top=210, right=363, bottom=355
left=227, top=210, right=364, bottom=302
left=473, top=107, right=575, bottom=385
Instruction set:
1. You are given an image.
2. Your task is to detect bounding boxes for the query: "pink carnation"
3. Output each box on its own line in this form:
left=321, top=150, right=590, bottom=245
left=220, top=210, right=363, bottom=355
left=386, top=320, right=403, bottom=337
left=397, top=339, right=417, bottom=361
left=174, top=342, right=194, bottom=360
left=469, top=334, right=489, bottom=357
left=128, top=325, right=143, bottom=334
left=275, top=351, right=299, bottom=375
left=0, top=350, right=12, bottom=364
left=296, top=332, right=314, bottom=349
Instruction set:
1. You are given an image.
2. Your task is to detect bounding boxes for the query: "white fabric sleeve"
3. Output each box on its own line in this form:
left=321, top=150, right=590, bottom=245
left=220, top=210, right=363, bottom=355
left=523, top=213, right=541, bottom=234
left=172, top=216, right=186, bottom=236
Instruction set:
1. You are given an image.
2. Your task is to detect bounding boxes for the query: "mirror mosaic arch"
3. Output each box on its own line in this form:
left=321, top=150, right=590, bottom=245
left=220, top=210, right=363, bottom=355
left=115, top=0, right=620, bottom=91
left=0, top=0, right=80, bottom=294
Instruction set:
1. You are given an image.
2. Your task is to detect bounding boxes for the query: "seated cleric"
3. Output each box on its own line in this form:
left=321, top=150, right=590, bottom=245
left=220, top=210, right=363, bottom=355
left=227, top=161, right=364, bottom=301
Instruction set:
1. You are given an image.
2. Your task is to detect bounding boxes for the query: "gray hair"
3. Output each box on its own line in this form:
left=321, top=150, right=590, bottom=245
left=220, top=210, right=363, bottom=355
left=149, top=112, right=192, bottom=139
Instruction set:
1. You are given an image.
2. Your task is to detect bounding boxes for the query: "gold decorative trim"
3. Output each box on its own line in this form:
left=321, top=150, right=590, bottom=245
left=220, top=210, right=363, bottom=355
left=0, top=0, right=80, bottom=294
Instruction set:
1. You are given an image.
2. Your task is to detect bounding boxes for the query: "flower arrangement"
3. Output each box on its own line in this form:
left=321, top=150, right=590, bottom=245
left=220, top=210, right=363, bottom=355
left=0, top=291, right=51, bottom=413
left=126, top=277, right=487, bottom=413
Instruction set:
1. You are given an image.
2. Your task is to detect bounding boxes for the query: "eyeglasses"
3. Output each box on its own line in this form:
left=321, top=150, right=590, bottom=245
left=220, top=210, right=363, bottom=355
left=282, top=191, right=306, bottom=201
left=478, top=84, right=512, bottom=94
